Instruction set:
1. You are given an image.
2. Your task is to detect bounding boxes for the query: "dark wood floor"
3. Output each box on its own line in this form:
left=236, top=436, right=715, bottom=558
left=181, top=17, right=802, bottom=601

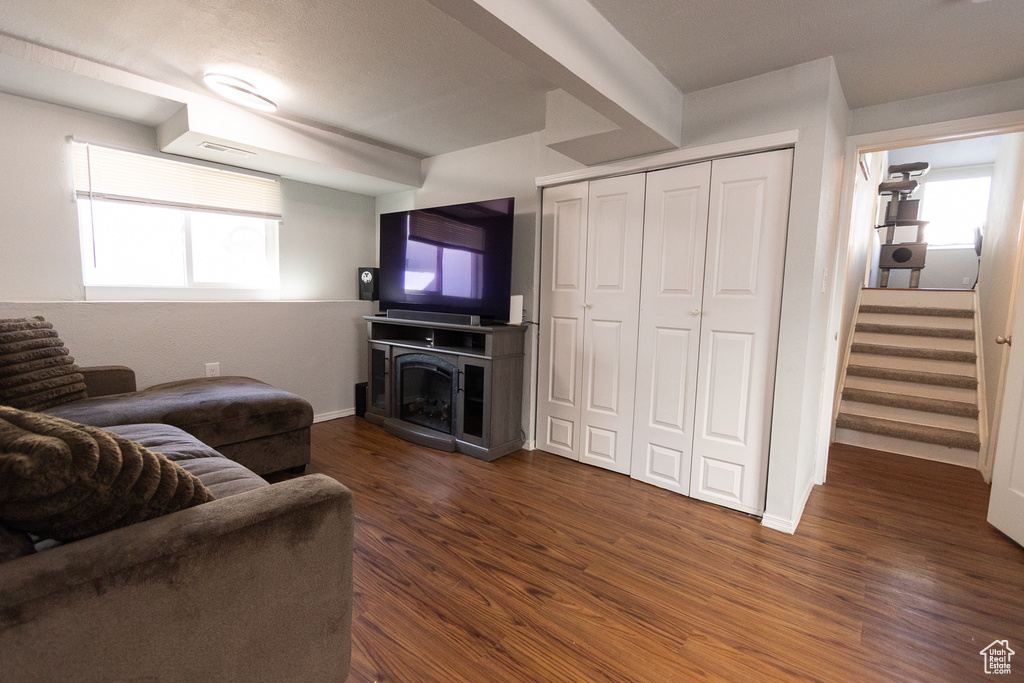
left=301, top=417, right=1024, bottom=682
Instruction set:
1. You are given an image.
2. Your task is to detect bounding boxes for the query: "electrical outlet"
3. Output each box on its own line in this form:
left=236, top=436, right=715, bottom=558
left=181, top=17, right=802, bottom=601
left=205, top=362, right=220, bottom=377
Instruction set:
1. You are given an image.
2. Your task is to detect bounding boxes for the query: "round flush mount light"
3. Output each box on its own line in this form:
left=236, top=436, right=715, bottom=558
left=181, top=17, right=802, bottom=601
left=202, top=72, right=277, bottom=112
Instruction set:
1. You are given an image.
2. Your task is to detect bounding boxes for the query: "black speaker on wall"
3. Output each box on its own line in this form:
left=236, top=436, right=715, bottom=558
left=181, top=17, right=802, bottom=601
left=358, top=267, right=379, bottom=301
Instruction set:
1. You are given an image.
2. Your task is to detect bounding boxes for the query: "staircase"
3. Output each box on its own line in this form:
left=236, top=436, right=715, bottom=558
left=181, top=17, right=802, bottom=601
left=834, top=288, right=982, bottom=467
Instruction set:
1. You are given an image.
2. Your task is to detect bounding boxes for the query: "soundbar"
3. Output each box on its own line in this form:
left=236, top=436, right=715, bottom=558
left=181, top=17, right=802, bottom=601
left=386, top=309, right=481, bottom=326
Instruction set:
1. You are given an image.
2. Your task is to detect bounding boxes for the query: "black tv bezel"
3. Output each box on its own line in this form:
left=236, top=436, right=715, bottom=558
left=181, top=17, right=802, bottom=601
left=378, top=197, right=515, bottom=323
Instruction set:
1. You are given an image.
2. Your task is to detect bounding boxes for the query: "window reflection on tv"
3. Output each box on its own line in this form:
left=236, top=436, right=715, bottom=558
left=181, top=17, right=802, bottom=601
left=379, top=198, right=514, bottom=322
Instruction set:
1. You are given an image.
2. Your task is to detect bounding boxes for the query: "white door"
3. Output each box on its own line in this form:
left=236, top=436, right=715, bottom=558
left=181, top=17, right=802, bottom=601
left=988, top=272, right=1024, bottom=546
left=631, top=162, right=712, bottom=494
left=537, top=182, right=589, bottom=460
left=690, top=149, right=794, bottom=514
left=579, top=173, right=646, bottom=474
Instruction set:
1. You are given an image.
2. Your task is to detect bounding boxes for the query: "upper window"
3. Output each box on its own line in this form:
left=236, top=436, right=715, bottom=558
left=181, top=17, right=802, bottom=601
left=920, top=172, right=991, bottom=248
left=72, top=141, right=281, bottom=299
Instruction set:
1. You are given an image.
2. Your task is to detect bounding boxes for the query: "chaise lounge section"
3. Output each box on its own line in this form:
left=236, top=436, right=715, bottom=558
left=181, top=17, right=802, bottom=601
left=46, top=368, right=314, bottom=475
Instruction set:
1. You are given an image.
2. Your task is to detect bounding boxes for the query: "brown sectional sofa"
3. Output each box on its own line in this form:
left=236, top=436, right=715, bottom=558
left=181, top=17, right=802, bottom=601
left=0, top=364, right=353, bottom=681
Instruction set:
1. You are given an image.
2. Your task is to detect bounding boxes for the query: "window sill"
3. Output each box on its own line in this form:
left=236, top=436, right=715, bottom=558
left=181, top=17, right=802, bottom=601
left=84, top=285, right=282, bottom=302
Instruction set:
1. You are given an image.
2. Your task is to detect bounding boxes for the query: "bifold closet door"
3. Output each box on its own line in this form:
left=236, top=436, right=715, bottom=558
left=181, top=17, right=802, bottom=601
left=689, top=149, right=793, bottom=514
left=536, top=173, right=645, bottom=473
left=630, top=162, right=712, bottom=494
left=578, top=173, right=645, bottom=474
left=537, top=182, right=589, bottom=460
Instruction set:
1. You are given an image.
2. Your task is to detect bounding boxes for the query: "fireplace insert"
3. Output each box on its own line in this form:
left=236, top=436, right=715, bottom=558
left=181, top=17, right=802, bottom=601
left=394, top=353, right=459, bottom=435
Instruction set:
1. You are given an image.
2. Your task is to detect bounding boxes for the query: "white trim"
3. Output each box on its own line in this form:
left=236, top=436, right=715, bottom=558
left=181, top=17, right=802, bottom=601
left=536, top=130, right=799, bottom=187
left=846, top=109, right=1024, bottom=155
left=314, top=409, right=354, bottom=423
left=523, top=439, right=536, bottom=451
left=760, top=478, right=815, bottom=535
left=84, top=285, right=282, bottom=302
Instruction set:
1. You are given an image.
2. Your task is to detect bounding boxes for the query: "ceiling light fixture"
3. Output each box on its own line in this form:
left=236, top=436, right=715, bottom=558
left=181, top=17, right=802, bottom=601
left=202, top=72, right=277, bottom=112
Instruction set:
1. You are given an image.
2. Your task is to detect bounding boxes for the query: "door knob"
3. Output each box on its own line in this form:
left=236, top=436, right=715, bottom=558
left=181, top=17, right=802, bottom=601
left=996, top=335, right=1012, bottom=346
left=582, top=302, right=592, bottom=309
left=691, top=308, right=701, bottom=316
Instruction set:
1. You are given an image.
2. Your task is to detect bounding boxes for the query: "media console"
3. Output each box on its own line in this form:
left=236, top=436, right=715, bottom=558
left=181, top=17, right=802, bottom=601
left=363, top=316, right=527, bottom=461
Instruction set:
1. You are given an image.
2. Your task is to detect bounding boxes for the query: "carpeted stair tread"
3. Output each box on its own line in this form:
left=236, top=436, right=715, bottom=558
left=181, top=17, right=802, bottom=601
left=846, top=365, right=978, bottom=389
left=849, top=343, right=976, bottom=363
left=858, top=305, right=973, bottom=319
left=842, top=387, right=979, bottom=418
left=855, top=322, right=974, bottom=339
left=836, top=412, right=980, bottom=450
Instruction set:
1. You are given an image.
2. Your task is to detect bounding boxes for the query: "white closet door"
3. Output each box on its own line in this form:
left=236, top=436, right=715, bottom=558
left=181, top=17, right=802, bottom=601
left=690, top=149, right=793, bottom=514
left=630, top=162, right=712, bottom=494
left=537, top=182, right=589, bottom=460
left=579, top=173, right=646, bottom=474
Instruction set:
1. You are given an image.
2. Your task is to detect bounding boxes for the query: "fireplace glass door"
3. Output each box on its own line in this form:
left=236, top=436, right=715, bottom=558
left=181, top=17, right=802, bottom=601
left=396, top=353, right=459, bottom=435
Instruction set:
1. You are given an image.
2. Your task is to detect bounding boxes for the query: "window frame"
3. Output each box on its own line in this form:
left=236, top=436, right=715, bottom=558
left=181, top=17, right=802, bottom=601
left=71, top=139, right=283, bottom=301
left=917, top=164, right=993, bottom=250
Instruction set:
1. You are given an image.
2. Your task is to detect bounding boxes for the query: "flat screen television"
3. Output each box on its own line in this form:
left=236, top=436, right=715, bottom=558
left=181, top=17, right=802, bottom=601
left=378, top=197, right=515, bottom=322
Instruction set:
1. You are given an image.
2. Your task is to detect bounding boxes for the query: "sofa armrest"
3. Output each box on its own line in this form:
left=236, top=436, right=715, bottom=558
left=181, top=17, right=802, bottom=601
left=0, top=474, right=353, bottom=683
left=79, top=365, right=137, bottom=397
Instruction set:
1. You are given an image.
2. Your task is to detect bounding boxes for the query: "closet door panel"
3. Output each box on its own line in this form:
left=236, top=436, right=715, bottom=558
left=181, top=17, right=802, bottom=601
left=580, top=173, right=646, bottom=474
left=631, top=162, right=712, bottom=494
left=537, top=182, right=589, bottom=460
left=691, top=149, right=793, bottom=514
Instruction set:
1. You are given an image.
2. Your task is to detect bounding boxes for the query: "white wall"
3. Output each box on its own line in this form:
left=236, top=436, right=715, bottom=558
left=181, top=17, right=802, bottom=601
left=978, top=133, right=1024, bottom=471
left=0, top=92, right=378, bottom=418
left=376, top=132, right=583, bottom=442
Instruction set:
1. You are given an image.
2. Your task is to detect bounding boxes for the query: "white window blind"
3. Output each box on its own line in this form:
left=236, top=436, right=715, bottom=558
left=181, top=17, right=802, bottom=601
left=72, top=142, right=281, bottom=219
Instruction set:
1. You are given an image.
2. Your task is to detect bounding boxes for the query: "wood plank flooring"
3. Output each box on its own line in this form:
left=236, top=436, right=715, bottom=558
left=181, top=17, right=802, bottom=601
left=296, top=417, right=1024, bottom=682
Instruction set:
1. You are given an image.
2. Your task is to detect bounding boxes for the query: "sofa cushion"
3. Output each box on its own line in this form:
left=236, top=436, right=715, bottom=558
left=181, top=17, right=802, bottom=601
left=45, top=376, right=313, bottom=449
left=0, top=407, right=213, bottom=542
left=0, top=317, right=87, bottom=411
left=107, top=423, right=269, bottom=499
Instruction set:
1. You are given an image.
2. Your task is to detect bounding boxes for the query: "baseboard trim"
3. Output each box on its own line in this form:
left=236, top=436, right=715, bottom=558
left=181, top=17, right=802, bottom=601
left=523, top=439, right=536, bottom=451
left=760, top=478, right=816, bottom=535
left=314, top=409, right=354, bottom=423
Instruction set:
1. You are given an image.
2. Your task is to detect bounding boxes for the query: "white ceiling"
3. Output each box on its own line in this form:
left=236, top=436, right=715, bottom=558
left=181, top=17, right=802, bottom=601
left=0, top=0, right=1021, bottom=182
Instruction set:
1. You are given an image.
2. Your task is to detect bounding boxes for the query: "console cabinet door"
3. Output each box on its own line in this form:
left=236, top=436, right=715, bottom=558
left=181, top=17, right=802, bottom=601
left=457, top=357, right=490, bottom=448
left=367, top=342, right=390, bottom=418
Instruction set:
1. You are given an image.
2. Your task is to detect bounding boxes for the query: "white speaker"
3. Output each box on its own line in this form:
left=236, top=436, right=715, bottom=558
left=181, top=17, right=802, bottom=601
left=509, top=294, right=523, bottom=325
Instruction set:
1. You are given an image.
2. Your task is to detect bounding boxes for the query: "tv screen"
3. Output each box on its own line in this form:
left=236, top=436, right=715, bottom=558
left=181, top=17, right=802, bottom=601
left=378, top=197, right=515, bottom=322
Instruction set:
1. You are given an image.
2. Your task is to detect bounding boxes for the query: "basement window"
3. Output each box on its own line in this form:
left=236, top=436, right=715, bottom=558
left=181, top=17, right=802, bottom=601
left=920, top=172, right=991, bottom=248
left=72, top=141, right=281, bottom=300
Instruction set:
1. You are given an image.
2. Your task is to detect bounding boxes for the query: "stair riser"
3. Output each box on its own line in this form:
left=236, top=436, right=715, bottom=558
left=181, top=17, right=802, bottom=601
left=843, top=375, right=977, bottom=403
left=833, top=428, right=979, bottom=468
left=839, top=399, right=979, bottom=431
left=853, top=332, right=975, bottom=352
left=847, top=352, right=976, bottom=377
left=857, top=312, right=975, bottom=330
left=860, top=289, right=975, bottom=309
